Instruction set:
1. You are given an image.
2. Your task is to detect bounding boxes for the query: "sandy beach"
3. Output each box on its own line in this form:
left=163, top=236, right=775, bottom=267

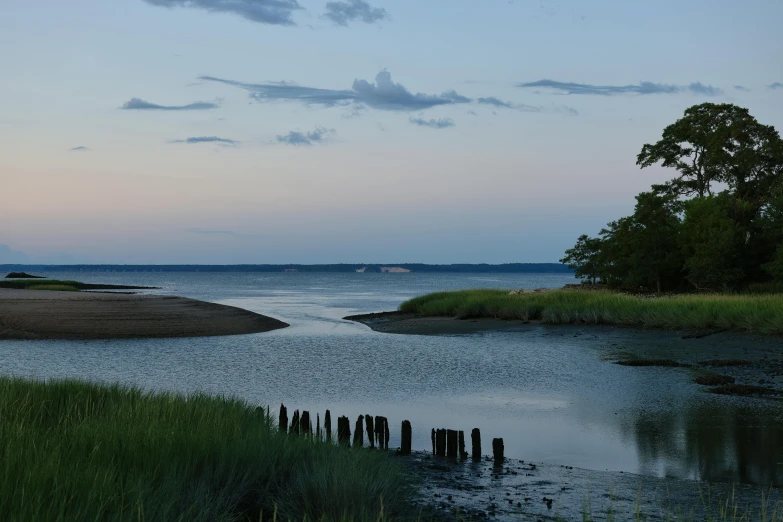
left=0, top=288, right=288, bottom=340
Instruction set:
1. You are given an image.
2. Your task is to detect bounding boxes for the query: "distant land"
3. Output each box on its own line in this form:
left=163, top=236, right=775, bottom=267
left=0, top=263, right=572, bottom=274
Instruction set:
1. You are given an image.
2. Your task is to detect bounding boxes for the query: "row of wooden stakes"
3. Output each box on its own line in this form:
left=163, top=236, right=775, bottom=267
left=278, top=404, right=505, bottom=462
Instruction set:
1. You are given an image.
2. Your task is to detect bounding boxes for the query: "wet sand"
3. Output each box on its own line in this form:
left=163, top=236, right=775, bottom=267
left=0, top=288, right=288, bottom=339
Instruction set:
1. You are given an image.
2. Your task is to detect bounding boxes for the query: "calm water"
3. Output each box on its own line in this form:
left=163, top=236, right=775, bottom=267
left=1, top=271, right=781, bottom=486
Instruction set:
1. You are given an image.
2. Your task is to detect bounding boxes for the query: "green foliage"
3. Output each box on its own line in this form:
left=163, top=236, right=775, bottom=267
left=400, top=289, right=783, bottom=335
left=680, top=196, right=745, bottom=290
left=0, top=378, right=413, bottom=522
left=565, top=103, right=783, bottom=291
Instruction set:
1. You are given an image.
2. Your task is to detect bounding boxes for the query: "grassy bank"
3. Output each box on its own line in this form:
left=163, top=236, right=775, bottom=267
left=399, top=289, right=783, bottom=335
left=0, top=378, right=413, bottom=521
left=0, top=279, right=153, bottom=291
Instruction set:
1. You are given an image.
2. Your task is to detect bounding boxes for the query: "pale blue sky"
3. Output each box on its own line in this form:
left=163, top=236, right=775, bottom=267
left=1, top=0, right=782, bottom=264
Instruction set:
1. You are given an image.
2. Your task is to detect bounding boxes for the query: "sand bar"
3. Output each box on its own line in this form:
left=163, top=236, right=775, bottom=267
left=0, top=288, right=288, bottom=340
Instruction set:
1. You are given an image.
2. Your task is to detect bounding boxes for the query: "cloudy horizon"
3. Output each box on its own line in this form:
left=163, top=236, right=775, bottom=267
left=2, top=0, right=782, bottom=264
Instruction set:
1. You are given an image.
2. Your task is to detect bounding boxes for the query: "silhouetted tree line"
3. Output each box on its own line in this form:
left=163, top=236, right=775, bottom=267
left=561, top=103, right=783, bottom=292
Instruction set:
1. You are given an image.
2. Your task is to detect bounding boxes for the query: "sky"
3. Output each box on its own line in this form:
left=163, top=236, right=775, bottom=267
left=1, top=0, right=782, bottom=264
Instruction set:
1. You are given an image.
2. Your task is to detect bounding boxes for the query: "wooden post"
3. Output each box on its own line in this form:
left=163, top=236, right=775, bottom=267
left=431, top=429, right=436, bottom=455
left=446, top=429, right=458, bottom=458
left=325, top=410, right=332, bottom=443
left=337, top=416, right=351, bottom=446
left=300, top=411, right=310, bottom=438
left=365, top=415, right=375, bottom=448
left=458, top=431, right=466, bottom=459
left=279, top=404, right=288, bottom=434
left=384, top=418, right=390, bottom=449
left=316, top=413, right=321, bottom=441
left=492, top=438, right=504, bottom=463
left=401, top=420, right=412, bottom=455
left=374, top=416, right=384, bottom=449
left=290, top=410, right=300, bottom=436
left=471, top=428, right=481, bottom=461
left=353, top=415, right=364, bottom=447
left=435, top=429, right=446, bottom=457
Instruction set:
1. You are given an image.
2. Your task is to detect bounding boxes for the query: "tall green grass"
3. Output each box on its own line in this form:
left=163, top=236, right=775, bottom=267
left=399, top=289, right=783, bottom=335
left=0, top=378, right=413, bottom=522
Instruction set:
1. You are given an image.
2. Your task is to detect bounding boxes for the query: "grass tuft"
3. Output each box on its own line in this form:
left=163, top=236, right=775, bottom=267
left=710, top=384, right=777, bottom=396
left=399, top=289, right=783, bottom=335
left=616, top=359, right=687, bottom=367
left=0, top=377, right=413, bottom=522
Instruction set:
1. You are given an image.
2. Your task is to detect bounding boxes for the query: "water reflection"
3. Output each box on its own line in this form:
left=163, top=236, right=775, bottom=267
left=627, top=404, right=783, bottom=486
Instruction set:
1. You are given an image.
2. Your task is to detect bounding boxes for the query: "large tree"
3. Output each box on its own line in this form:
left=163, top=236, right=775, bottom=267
left=637, top=103, right=783, bottom=202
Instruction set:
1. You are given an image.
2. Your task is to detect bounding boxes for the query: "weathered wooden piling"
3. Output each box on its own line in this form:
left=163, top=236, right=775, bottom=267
left=458, top=430, right=466, bottom=459
left=365, top=415, right=375, bottom=448
left=446, top=429, right=458, bottom=458
left=435, top=429, right=447, bottom=457
left=401, top=420, right=412, bottom=455
left=290, top=410, right=300, bottom=436
left=279, top=404, right=288, bottom=434
left=374, top=416, right=382, bottom=449
left=325, top=410, right=332, bottom=443
left=353, top=415, right=364, bottom=447
left=316, top=413, right=321, bottom=441
left=337, top=416, right=351, bottom=446
left=492, top=438, right=504, bottom=463
left=300, top=411, right=310, bottom=438
left=431, top=429, right=436, bottom=455
left=384, top=418, right=390, bottom=449
left=471, top=428, right=481, bottom=461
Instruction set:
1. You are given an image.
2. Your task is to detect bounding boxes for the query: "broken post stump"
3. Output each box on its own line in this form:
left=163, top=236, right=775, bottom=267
left=458, top=430, right=466, bottom=459
left=316, top=413, right=321, bottom=441
left=365, top=415, right=375, bottom=448
left=471, top=428, right=481, bottom=461
left=300, top=411, right=310, bottom=438
left=290, top=410, right=300, bottom=436
left=337, top=416, right=351, bottom=446
left=279, top=404, right=288, bottom=434
left=374, top=416, right=384, bottom=449
left=325, top=410, right=332, bottom=443
left=435, top=429, right=447, bottom=457
left=401, top=420, right=412, bottom=455
left=446, top=429, right=458, bottom=458
left=353, top=415, right=364, bottom=447
left=492, top=438, right=504, bottom=463
left=431, top=429, right=436, bottom=455
left=384, top=417, right=390, bottom=450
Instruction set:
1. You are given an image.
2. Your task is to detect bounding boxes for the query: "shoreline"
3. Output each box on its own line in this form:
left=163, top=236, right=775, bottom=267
left=0, top=288, right=288, bottom=340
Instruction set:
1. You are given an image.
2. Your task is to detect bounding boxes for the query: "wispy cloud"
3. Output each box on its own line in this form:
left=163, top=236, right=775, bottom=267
left=69, top=146, right=90, bottom=151
left=409, top=117, right=455, bottom=129
left=170, top=136, right=238, bottom=145
left=324, top=0, right=388, bottom=26
left=518, top=79, right=723, bottom=96
left=734, top=85, right=750, bottom=92
left=477, top=97, right=516, bottom=109
left=200, top=70, right=472, bottom=111
left=141, top=0, right=302, bottom=26
left=276, top=127, right=334, bottom=146
left=121, top=98, right=219, bottom=111
left=769, top=82, right=783, bottom=90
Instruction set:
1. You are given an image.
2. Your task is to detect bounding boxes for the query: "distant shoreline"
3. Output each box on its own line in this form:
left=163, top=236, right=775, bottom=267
left=0, top=263, right=574, bottom=274
left=0, top=288, right=288, bottom=340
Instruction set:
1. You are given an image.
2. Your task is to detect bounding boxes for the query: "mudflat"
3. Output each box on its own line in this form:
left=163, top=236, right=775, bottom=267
left=0, top=288, right=288, bottom=340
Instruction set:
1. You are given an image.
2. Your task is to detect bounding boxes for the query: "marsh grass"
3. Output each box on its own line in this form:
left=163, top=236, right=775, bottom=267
left=0, top=377, right=413, bottom=522
left=25, top=283, right=79, bottom=291
left=694, top=373, right=736, bottom=386
left=399, top=289, right=783, bottom=335
left=616, top=359, right=687, bottom=367
left=0, top=279, right=82, bottom=290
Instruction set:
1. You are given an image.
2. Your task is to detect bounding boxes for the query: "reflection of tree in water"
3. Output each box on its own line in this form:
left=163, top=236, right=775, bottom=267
left=622, top=403, right=783, bottom=486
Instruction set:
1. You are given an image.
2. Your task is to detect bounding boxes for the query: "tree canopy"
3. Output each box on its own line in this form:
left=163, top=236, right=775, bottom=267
left=565, top=103, right=783, bottom=292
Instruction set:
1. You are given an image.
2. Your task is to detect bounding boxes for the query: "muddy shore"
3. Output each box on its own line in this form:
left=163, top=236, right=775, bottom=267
left=405, top=451, right=780, bottom=521
left=0, top=288, right=288, bottom=339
